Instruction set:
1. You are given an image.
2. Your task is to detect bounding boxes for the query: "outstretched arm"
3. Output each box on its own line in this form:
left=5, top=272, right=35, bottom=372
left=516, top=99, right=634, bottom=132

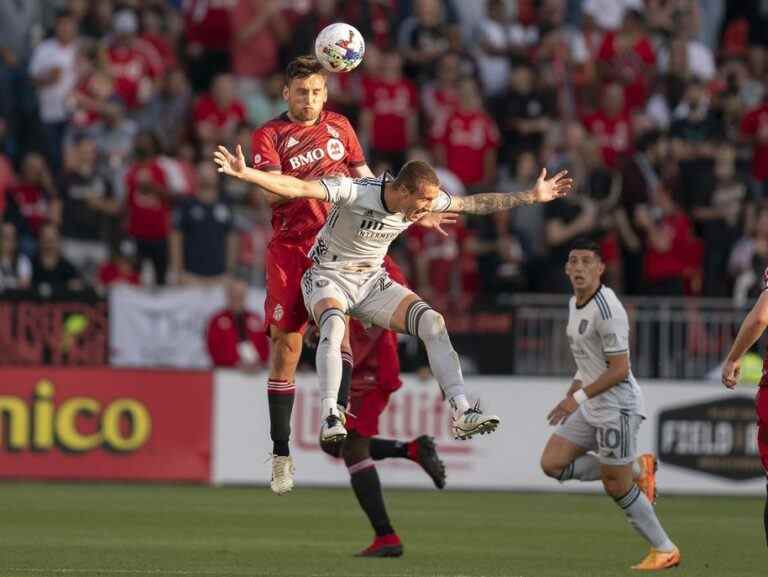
left=722, top=290, right=768, bottom=388
left=214, top=145, right=326, bottom=200
left=444, top=168, right=572, bottom=215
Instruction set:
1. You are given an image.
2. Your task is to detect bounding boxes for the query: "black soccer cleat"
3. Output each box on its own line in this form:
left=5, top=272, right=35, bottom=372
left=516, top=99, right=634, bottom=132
left=410, top=435, right=446, bottom=490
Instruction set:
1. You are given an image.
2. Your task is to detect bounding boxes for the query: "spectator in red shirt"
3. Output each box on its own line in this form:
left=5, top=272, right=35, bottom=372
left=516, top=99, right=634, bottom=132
left=138, top=5, right=177, bottom=78
left=231, top=0, right=286, bottom=81
left=643, top=187, right=702, bottom=295
left=123, top=131, right=171, bottom=286
left=360, top=50, right=418, bottom=171
left=106, top=9, right=156, bottom=111
left=421, top=51, right=462, bottom=146
left=193, top=73, right=246, bottom=149
left=206, top=277, right=269, bottom=370
left=597, top=9, right=656, bottom=112
left=433, top=78, right=500, bottom=191
left=183, top=0, right=235, bottom=92
left=3, top=153, right=61, bottom=254
left=97, top=239, right=140, bottom=291
left=582, top=83, right=632, bottom=169
left=741, top=86, right=768, bottom=200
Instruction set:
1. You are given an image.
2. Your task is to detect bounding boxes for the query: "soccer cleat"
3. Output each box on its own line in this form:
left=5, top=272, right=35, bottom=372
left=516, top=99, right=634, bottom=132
left=355, top=534, right=403, bottom=557
left=408, top=436, right=446, bottom=489
left=631, top=546, right=681, bottom=571
left=636, top=453, right=658, bottom=505
left=320, top=410, right=347, bottom=444
left=270, top=455, right=294, bottom=495
left=452, top=403, right=500, bottom=440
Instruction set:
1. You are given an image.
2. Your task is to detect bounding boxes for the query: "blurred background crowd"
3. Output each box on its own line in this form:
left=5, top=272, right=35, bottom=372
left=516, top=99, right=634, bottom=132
left=1, top=0, right=767, bottom=312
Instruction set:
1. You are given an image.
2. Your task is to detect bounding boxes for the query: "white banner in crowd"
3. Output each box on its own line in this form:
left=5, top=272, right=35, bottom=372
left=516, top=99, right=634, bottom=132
left=213, top=374, right=765, bottom=495
left=110, top=285, right=266, bottom=368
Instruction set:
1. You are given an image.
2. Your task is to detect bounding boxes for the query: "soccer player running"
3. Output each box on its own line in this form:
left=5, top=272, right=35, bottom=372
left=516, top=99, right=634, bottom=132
left=721, top=266, right=768, bottom=547
left=251, top=56, right=450, bottom=494
left=214, top=149, right=572, bottom=442
left=542, top=239, right=680, bottom=571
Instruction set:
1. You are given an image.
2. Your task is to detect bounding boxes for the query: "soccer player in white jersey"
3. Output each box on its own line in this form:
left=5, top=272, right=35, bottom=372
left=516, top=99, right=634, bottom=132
left=215, top=146, right=571, bottom=440
left=541, top=239, right=680, bottom=571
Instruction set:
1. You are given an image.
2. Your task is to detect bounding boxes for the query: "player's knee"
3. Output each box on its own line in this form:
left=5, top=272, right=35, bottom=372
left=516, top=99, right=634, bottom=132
left=416, top=308, right=447, bottom=342
left=342, top=433, right=370, bottom=466
left=540, top=455, right=564, bottom=479
left=318, top=308, right=345, bottom=348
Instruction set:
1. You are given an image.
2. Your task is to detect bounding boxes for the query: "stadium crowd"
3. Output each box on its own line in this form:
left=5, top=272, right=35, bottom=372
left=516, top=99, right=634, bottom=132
left=0, top=0, right=767, bottom=308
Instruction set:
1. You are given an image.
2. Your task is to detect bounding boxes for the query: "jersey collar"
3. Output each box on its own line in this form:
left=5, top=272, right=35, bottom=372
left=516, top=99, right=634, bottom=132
left=379, top=171, right=396, bottom=214
left=575, top=284, right=603, bottom=309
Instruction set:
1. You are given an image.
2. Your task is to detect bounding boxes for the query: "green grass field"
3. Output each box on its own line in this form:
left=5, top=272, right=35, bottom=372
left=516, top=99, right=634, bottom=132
left=0, top=483, right=763, bottom=577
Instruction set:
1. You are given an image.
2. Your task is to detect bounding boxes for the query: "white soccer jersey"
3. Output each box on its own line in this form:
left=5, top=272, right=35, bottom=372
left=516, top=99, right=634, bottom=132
left=566, top=285, right=645, bottom=419
left=309, top=175, right=451, bottom=270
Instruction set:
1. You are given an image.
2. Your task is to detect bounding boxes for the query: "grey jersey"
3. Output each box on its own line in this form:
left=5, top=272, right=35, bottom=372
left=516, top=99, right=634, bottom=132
left=309, top=175, right=451, bottom=271
left=566, top=285, right=645, bottom=419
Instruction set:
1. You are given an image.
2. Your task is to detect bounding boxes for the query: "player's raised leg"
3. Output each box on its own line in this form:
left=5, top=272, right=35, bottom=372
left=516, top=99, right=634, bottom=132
left=388, top=292, right=500, bottom=440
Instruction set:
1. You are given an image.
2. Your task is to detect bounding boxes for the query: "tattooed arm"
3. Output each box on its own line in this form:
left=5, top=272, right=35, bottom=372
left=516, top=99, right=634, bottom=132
left=443, top=168, right=573, bottom=215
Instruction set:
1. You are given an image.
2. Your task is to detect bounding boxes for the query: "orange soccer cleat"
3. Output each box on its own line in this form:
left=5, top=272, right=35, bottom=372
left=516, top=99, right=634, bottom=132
left=631, top=546, right=681, bottom=571
left=636, top=453, right=658, bottom=505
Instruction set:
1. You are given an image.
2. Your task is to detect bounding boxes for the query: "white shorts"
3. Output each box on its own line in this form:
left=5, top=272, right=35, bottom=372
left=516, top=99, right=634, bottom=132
left=556, top=406, right=643, bottom=466
left=301, top=266, right=412, bottom=329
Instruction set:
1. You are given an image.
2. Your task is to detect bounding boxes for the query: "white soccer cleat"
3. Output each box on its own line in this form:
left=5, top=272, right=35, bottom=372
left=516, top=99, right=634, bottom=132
left=320, top=410, right=347, bottom=444
left=270, top=455, right=295, bottom=495
left=452, top=404, right=500, bottom=440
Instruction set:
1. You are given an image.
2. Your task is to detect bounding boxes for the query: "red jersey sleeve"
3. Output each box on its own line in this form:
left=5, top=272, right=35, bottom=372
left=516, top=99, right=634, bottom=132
left=251, top=125, right=281, bottom=171
left=597, top=33, right=615, bottom=61
left=636, top=38, right=656, bottom=65
left=340, top=116, right=366, bottom=168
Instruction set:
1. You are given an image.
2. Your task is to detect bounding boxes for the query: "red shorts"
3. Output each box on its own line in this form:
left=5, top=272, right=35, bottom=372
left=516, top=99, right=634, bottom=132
left=757, top=387, right=768, bottom=474
left=264, top=241, right=312, bottom=333
left=345, top=328, right=402, bottom=437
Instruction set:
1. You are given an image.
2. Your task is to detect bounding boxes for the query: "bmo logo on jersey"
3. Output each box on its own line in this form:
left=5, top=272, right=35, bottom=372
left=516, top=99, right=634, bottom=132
left=287, top=138, right=346, bottom=169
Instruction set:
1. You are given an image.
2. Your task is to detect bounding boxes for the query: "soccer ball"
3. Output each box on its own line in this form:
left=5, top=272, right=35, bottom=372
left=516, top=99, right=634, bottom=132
left=314, top=22, right=365, bottom=73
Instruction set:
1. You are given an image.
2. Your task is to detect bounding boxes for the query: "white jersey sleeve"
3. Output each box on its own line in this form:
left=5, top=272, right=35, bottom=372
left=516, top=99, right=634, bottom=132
left=595, top=304, right=630, bottom=356
left=431, top=190, right=452, bottom=212
left=320, top=176, right=358, bottom=206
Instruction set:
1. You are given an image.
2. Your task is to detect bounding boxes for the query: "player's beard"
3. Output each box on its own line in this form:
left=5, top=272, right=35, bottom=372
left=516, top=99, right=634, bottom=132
left=290, top=104, right=321, bottom=123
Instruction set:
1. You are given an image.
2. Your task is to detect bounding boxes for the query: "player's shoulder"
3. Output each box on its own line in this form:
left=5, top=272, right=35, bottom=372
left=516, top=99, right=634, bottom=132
left=322, top=110, right=353, bottom=127
left=595, top=286, right=627, bottom=320
left=254, top=112, right=291, bottom=136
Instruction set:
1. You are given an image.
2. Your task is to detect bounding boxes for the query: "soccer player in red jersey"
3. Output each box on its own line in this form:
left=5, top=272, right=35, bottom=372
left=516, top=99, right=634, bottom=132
left=721, top=265, right=768, bottom=546
left=315, top=261, right=446, bottom=557
left=251, top=56, right=450, bottom=494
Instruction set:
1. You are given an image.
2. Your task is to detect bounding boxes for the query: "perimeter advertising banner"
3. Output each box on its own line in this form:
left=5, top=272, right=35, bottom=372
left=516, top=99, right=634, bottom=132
left=213, top=374, right=765, bottom=495
left=0, top=368, right=213, bottom=482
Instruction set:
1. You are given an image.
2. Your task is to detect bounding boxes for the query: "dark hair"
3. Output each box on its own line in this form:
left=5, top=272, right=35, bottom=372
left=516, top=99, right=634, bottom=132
left=285, top=55, right=325, bottom=84
left=393, top=160, right=440, bottom=191
left=569, top=238, right=602, bottom=260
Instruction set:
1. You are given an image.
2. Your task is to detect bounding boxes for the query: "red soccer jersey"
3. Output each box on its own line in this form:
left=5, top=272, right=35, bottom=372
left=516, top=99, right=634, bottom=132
left=183, top=0, right=234, bottom=52
left=362, top=76, right=418, bottom=152
left=597, top=33, right=656, bottom=111
left=740, top=103, right=768, bottom=181
left=98, top=262, right=140, bottom=287
left=124, top=161, right=170, bottom=241
left=6, top=183, right=50, bottom=235
left=206, top=309, right=270, bottom=368
left=582, top=110, right=632, bottom=168
left=349, top=322, right=402, bottom=395
left=107, top=44, right=153, bottom=109
left=194, top=94, right=246, bottom=132
left=435, top=109, right=500, bottom=186
left=251, top=111, right=366, bottom=244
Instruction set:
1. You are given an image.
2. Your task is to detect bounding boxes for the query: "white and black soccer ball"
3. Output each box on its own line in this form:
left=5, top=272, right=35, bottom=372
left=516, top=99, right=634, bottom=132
left=314, top=22, right=365, bottom=73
